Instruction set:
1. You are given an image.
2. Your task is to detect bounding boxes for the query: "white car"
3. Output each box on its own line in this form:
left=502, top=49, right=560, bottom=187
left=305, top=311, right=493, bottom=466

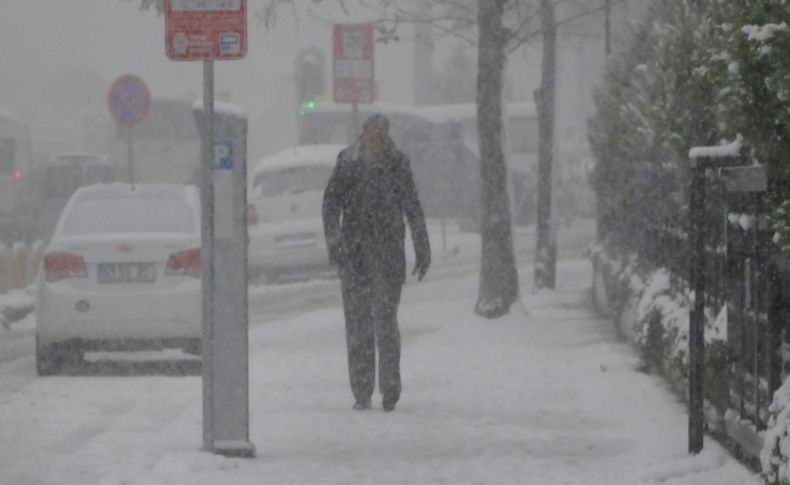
left=35, top=184, right=202, bottom=375
left=247, top=145, right=342, bottom=281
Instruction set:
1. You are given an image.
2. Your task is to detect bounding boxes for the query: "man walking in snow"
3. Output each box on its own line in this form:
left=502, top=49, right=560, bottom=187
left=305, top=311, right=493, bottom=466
left=322, top=114, right=431, bottom=412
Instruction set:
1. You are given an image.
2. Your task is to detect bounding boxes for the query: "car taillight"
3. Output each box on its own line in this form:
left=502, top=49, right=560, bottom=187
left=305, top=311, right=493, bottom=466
left=247, top=203, right=259, bottom=225
left=43, top=252, right=87, bottom=283
left=14, top=169, right=22, bottom=181
left=166, top=248, right=202, bottom=278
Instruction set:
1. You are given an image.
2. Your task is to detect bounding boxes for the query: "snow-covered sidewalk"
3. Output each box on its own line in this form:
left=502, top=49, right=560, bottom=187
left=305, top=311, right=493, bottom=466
left=0, top=258, right=759, bottom=484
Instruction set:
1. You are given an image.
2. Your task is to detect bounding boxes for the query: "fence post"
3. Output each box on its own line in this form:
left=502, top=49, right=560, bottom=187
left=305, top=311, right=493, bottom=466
left=688, top=158, right=707, bottom=455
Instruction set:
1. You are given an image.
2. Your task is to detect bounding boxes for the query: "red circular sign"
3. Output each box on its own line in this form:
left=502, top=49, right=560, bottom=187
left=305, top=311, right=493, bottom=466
left=108, top=74, right=151, bottom=126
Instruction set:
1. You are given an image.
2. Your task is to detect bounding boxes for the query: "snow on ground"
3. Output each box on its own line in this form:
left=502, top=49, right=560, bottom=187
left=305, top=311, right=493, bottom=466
left=0, top=288, right=34, bottom=330
left=0, top=254, right=760, bottom=485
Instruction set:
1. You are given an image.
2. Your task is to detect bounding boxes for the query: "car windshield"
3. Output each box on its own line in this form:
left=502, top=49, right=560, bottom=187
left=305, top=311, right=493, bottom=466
left=62, top=195, right=195, bottom=236
left=252, top=165, right=332, bottom=198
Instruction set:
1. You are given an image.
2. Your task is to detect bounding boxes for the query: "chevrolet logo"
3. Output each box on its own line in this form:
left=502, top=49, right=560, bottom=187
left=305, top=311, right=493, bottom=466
left=117, top=244, right=134, bottom=253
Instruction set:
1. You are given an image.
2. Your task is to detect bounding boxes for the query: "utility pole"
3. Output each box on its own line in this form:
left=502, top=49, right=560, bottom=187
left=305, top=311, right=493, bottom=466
left=413, top=1, right=434, bottom=105
left=534, top=0, right=558, bottom=290
left=597, top=0, right=612, bottom=243
left=604, top=0, right=611, bottom=56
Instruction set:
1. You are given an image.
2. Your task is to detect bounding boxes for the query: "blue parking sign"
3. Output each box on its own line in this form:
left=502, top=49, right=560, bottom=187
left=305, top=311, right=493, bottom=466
left=214, top=140, right=234, bottom=170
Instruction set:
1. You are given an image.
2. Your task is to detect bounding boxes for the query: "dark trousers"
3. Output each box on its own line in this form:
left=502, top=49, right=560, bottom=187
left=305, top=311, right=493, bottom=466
left=340, top=267, right=403, bottom=405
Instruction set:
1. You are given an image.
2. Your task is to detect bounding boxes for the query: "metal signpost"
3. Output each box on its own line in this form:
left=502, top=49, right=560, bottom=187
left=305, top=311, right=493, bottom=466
left=687, top=143, right=752, bottom=455
left=107, top=74, right=150, bottom=187
left=333, top=23, right=375, bottom=139
left=165, top=0, right=253, bottom=458
left=687, top=154, right=708, bottom=455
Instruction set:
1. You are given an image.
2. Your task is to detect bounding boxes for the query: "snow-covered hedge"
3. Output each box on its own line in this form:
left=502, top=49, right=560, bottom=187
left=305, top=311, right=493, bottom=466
left=763, top=380, right=790, bottom=484
left=592, top=245, right=729, bottom=419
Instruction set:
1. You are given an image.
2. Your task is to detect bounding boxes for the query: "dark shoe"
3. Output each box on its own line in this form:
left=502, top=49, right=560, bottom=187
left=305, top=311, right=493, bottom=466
left=353, top=401, right=371, bottom=411
left=382, top=395, right=398, bottom=412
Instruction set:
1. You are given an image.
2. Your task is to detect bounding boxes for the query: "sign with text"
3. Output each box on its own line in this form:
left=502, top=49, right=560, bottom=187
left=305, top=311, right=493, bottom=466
left=333, top=23, right=375, bottom=104
left=165, top=0, right=247, bottom=61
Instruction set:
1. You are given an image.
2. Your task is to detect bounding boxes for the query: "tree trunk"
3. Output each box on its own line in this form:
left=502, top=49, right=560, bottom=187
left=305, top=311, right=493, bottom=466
left=474, top=0, right=519, bottom=319
left=533, top=0, right=557, bottom=290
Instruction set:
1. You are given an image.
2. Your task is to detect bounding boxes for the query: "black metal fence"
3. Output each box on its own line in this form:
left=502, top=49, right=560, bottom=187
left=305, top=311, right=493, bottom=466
left=725, top=191, right=783, bottom=431
left=611, top=161, right=787, bottom=437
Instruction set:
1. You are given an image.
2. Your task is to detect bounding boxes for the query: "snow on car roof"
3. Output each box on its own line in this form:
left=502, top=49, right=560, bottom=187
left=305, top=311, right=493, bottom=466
left=56, top=183, right=201, bottom=238
left=73, top=183, right=198, bottom=202
left=252, top=145, right=344, bottom=177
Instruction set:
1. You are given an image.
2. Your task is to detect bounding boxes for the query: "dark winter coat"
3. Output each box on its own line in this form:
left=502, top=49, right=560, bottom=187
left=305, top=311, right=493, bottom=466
left=322, top=137, right=430, bottom=284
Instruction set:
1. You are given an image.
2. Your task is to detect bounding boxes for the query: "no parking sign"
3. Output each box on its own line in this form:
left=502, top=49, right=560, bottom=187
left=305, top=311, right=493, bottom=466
left=108, top=75, right=150, bottom=126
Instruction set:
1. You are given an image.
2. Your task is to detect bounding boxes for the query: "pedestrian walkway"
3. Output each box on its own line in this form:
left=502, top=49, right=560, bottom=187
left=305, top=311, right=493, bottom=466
left=0, top=258, right=760, bottom=485
left=126, top=259, right=760, bottom=484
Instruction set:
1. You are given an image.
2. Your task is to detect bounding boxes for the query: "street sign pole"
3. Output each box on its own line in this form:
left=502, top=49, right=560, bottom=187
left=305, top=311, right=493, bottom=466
left=125, top=126, right=135, bottom=189
left=201, top=59, right=216, bottom=452
left=165, top=0, right=252, bottom=458
left=108, top=74, right=150, bottom=191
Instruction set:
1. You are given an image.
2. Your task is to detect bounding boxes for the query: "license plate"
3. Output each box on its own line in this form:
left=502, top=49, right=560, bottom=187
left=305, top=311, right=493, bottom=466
left=98, top=263, right=156, bottom=284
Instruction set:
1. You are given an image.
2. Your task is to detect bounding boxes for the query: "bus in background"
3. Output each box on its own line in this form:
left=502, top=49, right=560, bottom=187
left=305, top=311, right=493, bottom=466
left=0, top=109, right=34, bottom=243
left=503, top=103, right=539, bottom=226
left=93, top=97, right=201, bottom=187
left=298, top=101, right=540, bottom=227
left=298, top=101, right=480, bottom=222
left=420, top=102, right=539, bottom=226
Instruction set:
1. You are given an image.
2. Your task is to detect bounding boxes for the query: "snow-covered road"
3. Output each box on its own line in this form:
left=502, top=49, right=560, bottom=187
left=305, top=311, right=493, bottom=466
left=0, top=220, right=759, bottom=484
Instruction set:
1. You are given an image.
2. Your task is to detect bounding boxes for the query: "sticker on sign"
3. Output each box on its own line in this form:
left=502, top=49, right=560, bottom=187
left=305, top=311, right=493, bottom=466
left=172, top=0, right=241, bottom=11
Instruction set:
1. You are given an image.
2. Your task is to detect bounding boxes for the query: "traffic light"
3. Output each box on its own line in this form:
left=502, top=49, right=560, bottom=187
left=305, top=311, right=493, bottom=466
left=299, top=98, right=318, bottom=118
left=295, top=47, right=326, bottom=105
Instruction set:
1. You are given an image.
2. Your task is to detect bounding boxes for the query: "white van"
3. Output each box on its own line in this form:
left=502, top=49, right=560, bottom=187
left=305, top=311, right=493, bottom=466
left=247, top=145, right=343, bottom=281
